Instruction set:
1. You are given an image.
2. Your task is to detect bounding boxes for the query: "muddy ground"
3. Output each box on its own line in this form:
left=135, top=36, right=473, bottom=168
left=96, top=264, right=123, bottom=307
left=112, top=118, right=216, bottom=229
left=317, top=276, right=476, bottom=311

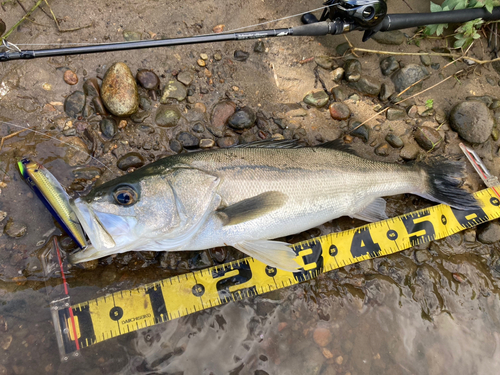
left=0, top=0, right=500, bottom=374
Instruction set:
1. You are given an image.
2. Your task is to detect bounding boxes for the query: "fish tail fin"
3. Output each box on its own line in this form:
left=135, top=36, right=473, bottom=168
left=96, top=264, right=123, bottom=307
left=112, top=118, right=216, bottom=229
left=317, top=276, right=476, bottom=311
left=417, top=158, right=479, bottom=210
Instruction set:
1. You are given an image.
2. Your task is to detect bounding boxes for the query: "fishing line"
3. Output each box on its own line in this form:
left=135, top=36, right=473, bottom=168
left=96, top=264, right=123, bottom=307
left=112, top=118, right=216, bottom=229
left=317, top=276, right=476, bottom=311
left=6, top=6, right=329, bottom=47
left=0, top=120, right=114, bottom=174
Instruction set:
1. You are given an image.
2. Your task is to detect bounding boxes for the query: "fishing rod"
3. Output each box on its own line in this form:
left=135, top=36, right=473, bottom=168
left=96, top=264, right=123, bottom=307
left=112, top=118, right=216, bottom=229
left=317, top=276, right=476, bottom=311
left=1, top=0, right=500, bottom=61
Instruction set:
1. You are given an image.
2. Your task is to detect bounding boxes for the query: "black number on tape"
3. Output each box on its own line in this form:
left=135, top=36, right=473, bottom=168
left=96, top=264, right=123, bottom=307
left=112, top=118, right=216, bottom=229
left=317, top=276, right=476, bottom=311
left=145, top=286, right=168, bottom=323
left=350, top=227, right=381, bottom=258
left=292, top=240, right=324, bottom=282
left=71, top=305, right=96, bottom=348
left=402, top=210, right=435, bottom=245
left=212, top=260, right=257, bottom=303
left=451, top=206, right=488, bottom=228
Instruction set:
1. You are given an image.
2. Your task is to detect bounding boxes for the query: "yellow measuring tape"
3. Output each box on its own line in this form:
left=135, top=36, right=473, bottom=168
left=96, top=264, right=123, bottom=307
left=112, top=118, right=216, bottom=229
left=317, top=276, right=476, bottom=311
left=52, top=186, right=500, bottom=359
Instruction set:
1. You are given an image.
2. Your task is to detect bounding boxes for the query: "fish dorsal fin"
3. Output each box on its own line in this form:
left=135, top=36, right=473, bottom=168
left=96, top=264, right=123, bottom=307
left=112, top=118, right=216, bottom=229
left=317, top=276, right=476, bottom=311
left=350, top=198, right=388, bottom=222
left=217, top=191, right=287, bottom=226
left=316, top=139, right=357, bottom=155
left=231, top=139, right=302, bottom=149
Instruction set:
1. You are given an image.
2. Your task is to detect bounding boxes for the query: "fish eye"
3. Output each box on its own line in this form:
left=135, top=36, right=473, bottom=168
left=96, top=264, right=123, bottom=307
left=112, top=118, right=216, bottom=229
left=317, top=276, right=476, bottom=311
left=113, top=186, right=138, bottom=206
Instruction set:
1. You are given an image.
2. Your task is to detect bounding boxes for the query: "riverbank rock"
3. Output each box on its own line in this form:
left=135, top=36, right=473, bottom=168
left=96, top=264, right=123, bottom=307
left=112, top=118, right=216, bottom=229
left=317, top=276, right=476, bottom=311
left=372, top=30, right=405, bottom=45
left=303, top=90, right=329, bottom=108
left=101, top=62, right=139, bottom=116
left=210, top=101, right=236, bottom=137
left=155, top=105, right=182, bottom=127
left=161, top=79, right=187, bottom=102
left=449, top=101, right=494, bottom=144
left=392, top=64, right=428, bottom=94
left=228, top=107, right=256, bottom=130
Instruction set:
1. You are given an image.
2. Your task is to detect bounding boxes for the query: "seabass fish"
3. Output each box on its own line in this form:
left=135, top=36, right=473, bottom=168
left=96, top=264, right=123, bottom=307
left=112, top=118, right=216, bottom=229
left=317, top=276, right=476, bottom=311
left=69, top=140, right=477, bottom=270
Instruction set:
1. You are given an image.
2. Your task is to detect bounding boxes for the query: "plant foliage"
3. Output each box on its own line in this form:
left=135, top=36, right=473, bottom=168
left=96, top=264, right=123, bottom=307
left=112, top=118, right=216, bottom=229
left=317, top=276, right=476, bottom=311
left=424, top=0, right=499, bottom=49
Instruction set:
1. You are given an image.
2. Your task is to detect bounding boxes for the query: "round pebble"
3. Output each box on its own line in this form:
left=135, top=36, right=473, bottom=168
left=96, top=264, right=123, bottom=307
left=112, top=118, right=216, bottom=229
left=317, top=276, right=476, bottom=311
left=374, top=143, right=390, bottom=156
left=200, top=53, right=209, bottom=60
left=176, top=132, right=200, bottom=149
left=200, top=139, right=215, bottom=148
left=170, top=139, right=183, bottom=153
left=63, top=69, right=78, bottom=85
left=329, top=102, right=350, bottom=120
left=136, top=69, right=159, bottom=90
left=313, top=327, right=332, bottom=347
left=414, top=126, right=442, bottom=151
left=101, top=62, right=139, bottom=116
left=64, top=91, right=85, bottom=118
left=197, top=59, right=206, bottom=67
left=100, top=118, right=117, bottom=139
left=304, top=90, right=329, bottom=108
left=228, top=107, right=256, bottom=130
left=117, top=152, right=145, bottom=171
left=385, top=133, right=404, bottom=148
left=155, top=105, right=182, bottom=127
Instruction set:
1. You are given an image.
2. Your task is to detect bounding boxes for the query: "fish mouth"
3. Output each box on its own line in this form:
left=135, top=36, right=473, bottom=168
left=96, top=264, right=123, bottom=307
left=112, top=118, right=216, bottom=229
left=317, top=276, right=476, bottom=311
left=69, top=198, right=137, bottom=263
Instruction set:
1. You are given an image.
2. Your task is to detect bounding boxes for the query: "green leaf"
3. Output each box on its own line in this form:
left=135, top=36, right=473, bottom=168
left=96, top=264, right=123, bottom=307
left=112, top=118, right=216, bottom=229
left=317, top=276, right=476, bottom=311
left=424, top=24, right=439, bottom=35
left=430, top=1, right=443, bottom=11
left=486, top=2, right=494, bottom=12
left=436, top=23, right=447, bottom=36
left=454, top=37, right=467, bottom=48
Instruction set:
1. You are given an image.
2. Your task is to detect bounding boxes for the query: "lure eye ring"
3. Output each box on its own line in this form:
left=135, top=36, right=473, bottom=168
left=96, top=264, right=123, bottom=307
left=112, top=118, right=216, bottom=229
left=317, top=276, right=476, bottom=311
left=113, top=186, right=138, bottom=206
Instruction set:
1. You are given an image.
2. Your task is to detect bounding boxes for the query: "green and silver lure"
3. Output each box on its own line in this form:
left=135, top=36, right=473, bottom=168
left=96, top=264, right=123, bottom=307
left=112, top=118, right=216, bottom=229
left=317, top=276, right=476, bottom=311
left=18, top=158, right=87, bottom=249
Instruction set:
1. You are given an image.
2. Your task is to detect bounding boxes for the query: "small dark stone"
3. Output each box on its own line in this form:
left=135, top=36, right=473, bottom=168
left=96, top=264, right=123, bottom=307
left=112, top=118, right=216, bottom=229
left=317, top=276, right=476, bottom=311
left=64, top=91, right=85, bottom=118
left=372, top=30, right=405, bottom=45
left=92, top=96, right=107, bottom=116
left=100, top=118, right=117, bottom=139
left=349, top=121, right=370, bottom=143
left=136, top=69, right=159, bottom=90
left=139, top=96, right=152, bottom=111
left=315, top=56, right=335, bottom=70
left=414, top=126, right=442, bottom=151
left=419, top=51, right=432, bottom=66
left=83, top=78, right=100, bottom=97
left=192, top=123, right=205, bottom=133
left=329, top=102, right=351, bottom=120
left=392, top=64, right=429, bottom=94
left=169, top=139, right=183, bottom=153
left=374, top=143, right=390, bottom=156
left=176, top=132, right=200, bottom=149
left=228, top=107, right=257, bottom=130
left=331, top=67, right=344, bottom=82
left=117, top=152, right=145, bottom=171
left=477, top=222, right=500, bottom=244
left=380, top=56, right=400, bottom=76
left=253, top=41, right=265, bottom=53
left=344, top=59, right=362, bottom=82
left=336, top=42, right=350, bottom=56
left=386, top=107, right=406, bottom=121
left=348, top=76, right=381, bottom=96
left=385, top=133, right=404, bottom=148
left=303, top=90, right=329, bottom=107
left=431, top=63, right=440, bottom=70
left=200, top=87, right=209, bottom=94
left=400, top=143, right=420, bottom=160
left=331, top=86, right=347, bottom=101
left=379, top=83, right=393, bottom=101
left=130, top=111, right=151, bottom=123
left=234, top=50, right=250, bottom=61
left=449, top=101, right=494, bottom=144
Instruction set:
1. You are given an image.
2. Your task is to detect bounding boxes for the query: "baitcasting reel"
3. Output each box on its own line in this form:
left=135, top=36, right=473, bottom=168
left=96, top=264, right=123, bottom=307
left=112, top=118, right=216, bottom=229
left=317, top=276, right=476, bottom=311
left=302, top=0, right=387, bottom=29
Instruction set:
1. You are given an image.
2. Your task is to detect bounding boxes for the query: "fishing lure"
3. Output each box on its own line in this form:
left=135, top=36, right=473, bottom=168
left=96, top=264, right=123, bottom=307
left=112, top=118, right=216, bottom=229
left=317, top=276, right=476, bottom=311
left=18, top=158, right=87, bottom=249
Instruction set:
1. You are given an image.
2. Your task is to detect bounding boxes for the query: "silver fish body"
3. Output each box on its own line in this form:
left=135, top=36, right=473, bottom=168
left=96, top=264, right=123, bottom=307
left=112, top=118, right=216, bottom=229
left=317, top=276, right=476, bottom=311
left=70, top=141, right=477, bottom=270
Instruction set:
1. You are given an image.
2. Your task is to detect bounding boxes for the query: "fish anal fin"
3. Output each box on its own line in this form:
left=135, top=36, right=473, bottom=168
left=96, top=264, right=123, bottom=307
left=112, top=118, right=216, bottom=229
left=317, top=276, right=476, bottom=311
left=217, top=191, right=287, bottom=226
left=351, top=198, right=388, bottom=222
left=233, top=240, right=300, bottom=272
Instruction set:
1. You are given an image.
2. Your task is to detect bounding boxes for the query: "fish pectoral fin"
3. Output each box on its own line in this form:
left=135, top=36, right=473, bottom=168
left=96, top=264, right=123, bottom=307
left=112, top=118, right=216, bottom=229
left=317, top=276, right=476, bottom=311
left=350, top=198, right=388, bottom=223
left=233, top=240, right=300, bottom=272
left=216, top=191, right=287, bottom=226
